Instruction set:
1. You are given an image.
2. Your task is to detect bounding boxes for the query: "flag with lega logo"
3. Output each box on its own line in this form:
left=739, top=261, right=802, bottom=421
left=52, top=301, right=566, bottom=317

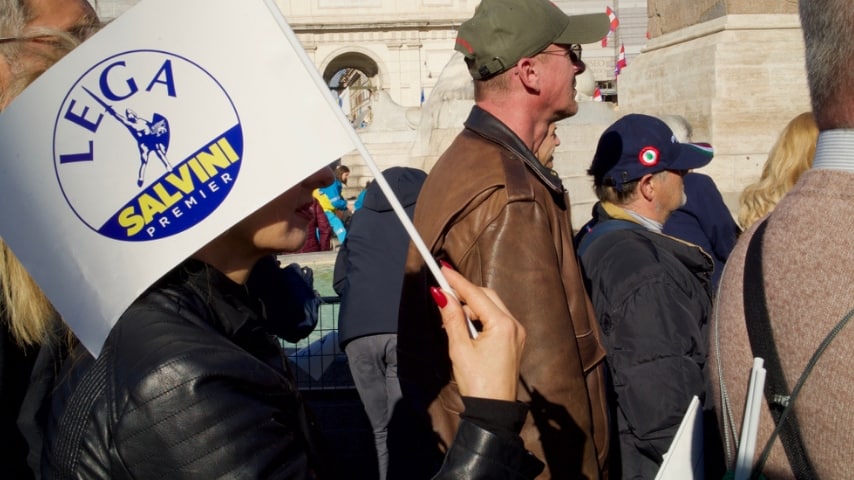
left=0, top=0, right=357, bottom=354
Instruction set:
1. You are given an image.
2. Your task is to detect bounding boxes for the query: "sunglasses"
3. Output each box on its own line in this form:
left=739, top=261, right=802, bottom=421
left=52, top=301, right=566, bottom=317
left=539, top=44, right=582, bottom=64
left=539, top=44, right=585, bottom=75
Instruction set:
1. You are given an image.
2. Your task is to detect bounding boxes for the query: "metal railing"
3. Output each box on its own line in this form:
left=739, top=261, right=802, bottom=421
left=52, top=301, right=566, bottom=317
left=282, top=295, right=356, bottom=390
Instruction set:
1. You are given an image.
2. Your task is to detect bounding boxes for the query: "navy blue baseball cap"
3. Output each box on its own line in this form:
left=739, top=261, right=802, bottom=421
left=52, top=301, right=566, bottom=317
left=588, top=114, right=714, bottom=192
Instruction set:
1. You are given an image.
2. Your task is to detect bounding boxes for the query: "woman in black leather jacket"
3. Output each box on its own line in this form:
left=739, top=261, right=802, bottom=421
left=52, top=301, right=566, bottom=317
left=40, top=166, right=543, bottom=479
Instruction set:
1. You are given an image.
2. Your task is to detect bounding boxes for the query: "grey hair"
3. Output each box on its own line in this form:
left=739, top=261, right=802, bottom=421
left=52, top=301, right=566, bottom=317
left=657, top=114, right=693, bottom=143
left=799, top=0, right=854, bottom=128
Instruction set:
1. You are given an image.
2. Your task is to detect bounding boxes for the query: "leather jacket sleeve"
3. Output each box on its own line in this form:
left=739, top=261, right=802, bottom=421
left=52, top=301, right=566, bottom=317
left=432, top=419, right=544, bottom=479
left=449, top=194, right=599, bottom=425
left=112, top=347, right=315, bottom=479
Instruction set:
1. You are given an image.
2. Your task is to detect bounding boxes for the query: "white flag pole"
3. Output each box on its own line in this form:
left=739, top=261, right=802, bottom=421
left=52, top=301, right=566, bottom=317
left=264, top=0, right=477, bottom=337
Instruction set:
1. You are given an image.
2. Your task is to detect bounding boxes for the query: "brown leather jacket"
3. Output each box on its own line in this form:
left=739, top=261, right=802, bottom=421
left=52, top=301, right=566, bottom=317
left=396, top=106, right=609, bottom=479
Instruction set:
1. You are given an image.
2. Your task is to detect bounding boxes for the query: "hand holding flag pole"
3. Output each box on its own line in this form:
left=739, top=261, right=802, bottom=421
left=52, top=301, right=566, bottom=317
left=353, top=141, right=479, bottom=340
left=352, top=138, right=480, bottom=339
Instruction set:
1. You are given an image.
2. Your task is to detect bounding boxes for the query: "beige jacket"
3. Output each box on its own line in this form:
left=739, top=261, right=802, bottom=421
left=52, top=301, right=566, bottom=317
left=712, top=169, right=854, bottom=478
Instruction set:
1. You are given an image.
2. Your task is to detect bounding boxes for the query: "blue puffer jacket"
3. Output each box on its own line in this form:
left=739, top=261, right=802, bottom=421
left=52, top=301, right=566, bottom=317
left=577, top=202, right=715, bottom=479
left=318, top=179, right=347, bottom=211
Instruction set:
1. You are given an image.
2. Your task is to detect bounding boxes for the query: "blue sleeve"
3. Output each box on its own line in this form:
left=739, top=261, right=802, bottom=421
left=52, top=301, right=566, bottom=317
left=663, top=174, right=739, bottom=286
left=319, top=181, right=347, bottom=210
left=332, top=239, right=349, bottom=295
left=354, top=189, right=367, bottom=210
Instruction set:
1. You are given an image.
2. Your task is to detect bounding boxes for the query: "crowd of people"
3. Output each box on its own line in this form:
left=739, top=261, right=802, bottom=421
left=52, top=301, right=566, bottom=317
left=2, top=0, right=852, bottom=479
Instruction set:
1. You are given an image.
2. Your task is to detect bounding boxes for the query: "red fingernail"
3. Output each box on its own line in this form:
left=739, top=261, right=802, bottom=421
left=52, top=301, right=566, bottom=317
left=430, top=287, right=448, bottom=308
left=439, top=260, right=454, bottom=270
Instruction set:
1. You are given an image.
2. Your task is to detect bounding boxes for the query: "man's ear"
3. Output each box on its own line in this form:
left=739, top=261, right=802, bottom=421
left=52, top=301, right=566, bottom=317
left=516, top=57, right=540, bottom=92
left=638, top=173, right=656, bottom=202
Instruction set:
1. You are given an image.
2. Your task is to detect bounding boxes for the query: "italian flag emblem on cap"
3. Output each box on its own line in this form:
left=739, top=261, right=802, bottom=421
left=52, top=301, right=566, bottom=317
left=687, top=142, right=714, bottom=157
left=639, top=146, right=659, bottom=166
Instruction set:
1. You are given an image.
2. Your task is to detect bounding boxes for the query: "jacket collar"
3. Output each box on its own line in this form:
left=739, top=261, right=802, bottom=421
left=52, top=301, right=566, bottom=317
left=166, top=259, right=266, bottom=341
left=599, top=202, right=664, bottom=232
left=593, top=201, right=713, bottom=281
left=463, top=106, right=565, bottom=195
left=598, top=201, right=637, bottom=223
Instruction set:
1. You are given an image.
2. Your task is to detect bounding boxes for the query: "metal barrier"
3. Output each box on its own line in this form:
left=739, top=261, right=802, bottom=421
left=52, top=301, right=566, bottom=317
left=282, top=295, right=356, bottom=390
left=281, top=294, right=375, bottom=475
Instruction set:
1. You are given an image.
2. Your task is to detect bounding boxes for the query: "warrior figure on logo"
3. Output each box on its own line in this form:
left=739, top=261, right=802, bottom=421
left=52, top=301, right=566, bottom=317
left=82, top=86, right=173, bottom=187
left=108, top=106, right=173, bottom=187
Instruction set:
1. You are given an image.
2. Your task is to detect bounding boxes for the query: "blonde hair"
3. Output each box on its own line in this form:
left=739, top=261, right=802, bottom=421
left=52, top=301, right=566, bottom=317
left=0, top=0, right=100, bottom=347
left=738, top=112, right=819, bottom=229
left=0, top=241, right=61, bottom=347
left=0, top=0, right=101, bottom=106
left=0, top=27, right=82, bottom=106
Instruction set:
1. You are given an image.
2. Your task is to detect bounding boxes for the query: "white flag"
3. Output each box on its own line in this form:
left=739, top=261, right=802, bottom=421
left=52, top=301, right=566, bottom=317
left=0, top=0, right=357, bottom=355
left=655, top=396, right=704, bottom=479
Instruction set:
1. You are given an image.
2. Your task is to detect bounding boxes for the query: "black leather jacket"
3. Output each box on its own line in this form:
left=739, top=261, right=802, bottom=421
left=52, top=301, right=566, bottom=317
left=40, top=259, right=540, bottom=479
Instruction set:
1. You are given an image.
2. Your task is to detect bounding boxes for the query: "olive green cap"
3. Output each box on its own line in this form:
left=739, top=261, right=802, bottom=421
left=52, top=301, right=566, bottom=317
left=455, top=0, right=609, bottom=80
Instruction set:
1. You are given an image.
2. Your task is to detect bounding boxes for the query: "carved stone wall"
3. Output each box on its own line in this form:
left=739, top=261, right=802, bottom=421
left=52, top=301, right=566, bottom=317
left=96, top=0, right=812, bottom=221
left=648, top=0, right=798, bottom=37
left=615, top=12, right=809, bottom=216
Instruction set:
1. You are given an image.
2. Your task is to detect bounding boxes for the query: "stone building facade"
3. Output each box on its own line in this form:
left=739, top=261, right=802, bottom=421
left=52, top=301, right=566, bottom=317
left=94, top=0, right=812, bottom=222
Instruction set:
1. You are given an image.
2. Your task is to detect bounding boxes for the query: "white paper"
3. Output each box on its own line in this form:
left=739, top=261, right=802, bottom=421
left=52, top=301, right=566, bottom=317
left=0, top=0, right=357, bottom=354
left=734, top=358, right=767, bottom=480
left=655, top=395, right=704, bottom=480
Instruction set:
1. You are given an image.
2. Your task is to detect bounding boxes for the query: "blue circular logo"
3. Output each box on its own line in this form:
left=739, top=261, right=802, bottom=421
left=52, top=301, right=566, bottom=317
left=54, top=50, right=243, bottom=241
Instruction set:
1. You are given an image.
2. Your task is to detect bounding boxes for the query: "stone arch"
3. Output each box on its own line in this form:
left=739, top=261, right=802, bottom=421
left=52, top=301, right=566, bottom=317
left=320, top=48, right=388, bottom=130
left=320, top=47, right=385, bottom=89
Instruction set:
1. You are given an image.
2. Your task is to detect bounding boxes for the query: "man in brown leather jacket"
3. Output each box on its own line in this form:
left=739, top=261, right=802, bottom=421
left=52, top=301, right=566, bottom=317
left=394, top=1, right=611, bottom=478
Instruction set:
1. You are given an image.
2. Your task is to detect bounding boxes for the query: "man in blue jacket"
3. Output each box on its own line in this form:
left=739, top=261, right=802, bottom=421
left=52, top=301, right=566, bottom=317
left=575, top=114, right=723, bottom=479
